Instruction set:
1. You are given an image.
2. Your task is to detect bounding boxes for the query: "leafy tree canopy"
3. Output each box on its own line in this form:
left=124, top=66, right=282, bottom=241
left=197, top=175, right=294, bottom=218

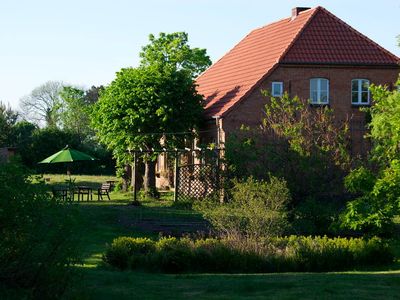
left=139, top=32, right=211, bottom=78
left=92, top=32, right=210, bottom=193
left=93, top=32, right=210, bottom=162
left=59, top=86, right=94, bottom=141
left=92, top=64, right=203, bottom=162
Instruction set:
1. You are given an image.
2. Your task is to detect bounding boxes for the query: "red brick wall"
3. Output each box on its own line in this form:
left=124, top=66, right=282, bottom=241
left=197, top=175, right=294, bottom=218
left=221, top=65, right=399, bottom=154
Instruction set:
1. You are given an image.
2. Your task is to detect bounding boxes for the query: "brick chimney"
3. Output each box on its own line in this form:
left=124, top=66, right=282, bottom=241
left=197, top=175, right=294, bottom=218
left=291, top=7, right=311, bottom=19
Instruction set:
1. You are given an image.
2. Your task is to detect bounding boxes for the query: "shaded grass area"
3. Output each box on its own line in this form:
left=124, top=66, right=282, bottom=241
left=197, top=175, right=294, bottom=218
left=38, top=175, right=400, bottom=298
left=77, top=270, right=400, bottom=300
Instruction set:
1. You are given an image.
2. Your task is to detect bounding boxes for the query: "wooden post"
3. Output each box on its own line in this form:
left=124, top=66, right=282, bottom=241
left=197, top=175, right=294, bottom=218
left=174, top=151, right=179, bottom=202
left=217, top=148, right=225, bottom=203
left=133, top=151, right=138, bottom=203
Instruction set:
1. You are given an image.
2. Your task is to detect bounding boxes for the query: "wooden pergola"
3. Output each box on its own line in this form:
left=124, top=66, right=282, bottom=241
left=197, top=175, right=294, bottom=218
left=128, top=147, right=221, bottom=203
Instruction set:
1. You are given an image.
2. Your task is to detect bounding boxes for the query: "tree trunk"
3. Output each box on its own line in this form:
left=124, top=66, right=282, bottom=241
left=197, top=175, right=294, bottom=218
left=131, top=162, right=144, bottom=189
left=121, top=165, right=130, bottom=192
left=144, top=160, right=157, bottom=196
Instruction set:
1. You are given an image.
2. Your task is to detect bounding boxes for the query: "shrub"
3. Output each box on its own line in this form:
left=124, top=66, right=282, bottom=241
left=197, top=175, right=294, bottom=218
left=193, top=238, right=239, bottom=272
left=195, top=176, right=290, bottom=239
left=153, top=237, right=193, bottom=273
left=271, top=235, right=393, bottom=272
left=0, top=160, right=82, bottom=299
left=103, top=235, right=393, bottom=273
left=103, top=237, right=155, bottom=270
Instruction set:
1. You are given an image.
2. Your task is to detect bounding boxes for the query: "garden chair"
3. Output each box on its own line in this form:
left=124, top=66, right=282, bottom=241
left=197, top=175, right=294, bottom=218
left=97, top=183, right=111, bottom=201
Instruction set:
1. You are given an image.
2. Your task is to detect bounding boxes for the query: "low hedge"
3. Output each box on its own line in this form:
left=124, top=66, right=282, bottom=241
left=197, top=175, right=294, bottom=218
left=103, top=235, right=393, bottom=273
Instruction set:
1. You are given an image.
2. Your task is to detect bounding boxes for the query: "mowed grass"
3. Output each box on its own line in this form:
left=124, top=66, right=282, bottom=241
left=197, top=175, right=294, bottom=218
left=43, top=173, right=117, bottom=189
left=44, top=175, right=400, bottom=299
left=78, top=270, right=400, bottom=300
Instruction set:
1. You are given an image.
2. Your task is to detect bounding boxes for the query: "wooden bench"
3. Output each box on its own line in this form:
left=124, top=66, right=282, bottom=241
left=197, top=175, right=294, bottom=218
left=97, top=183, right=111, bottom=201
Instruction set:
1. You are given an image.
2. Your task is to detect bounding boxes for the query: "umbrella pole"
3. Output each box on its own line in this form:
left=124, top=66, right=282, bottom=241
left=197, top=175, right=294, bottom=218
left=66, top=164, right=74, bottom=201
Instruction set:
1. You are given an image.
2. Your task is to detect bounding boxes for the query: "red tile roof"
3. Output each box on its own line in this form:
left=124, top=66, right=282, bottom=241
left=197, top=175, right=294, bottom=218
left=196, top=6, right=400, bottom=118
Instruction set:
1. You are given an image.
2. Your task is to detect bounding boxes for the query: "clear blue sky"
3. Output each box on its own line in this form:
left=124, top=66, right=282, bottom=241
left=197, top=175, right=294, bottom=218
left=1, top=0, right=399, bottom=109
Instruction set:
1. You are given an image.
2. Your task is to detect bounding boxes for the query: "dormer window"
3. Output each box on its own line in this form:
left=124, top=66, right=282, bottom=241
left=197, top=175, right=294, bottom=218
left=272, top=82, right=283, bottom=97
left=310, top=78, right=329, bottom=104
left=352, top=79, right=370, bottom=105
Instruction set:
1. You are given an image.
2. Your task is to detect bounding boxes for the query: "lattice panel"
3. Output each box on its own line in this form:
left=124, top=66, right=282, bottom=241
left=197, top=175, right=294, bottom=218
left=177, top=164, right=219, bottom=201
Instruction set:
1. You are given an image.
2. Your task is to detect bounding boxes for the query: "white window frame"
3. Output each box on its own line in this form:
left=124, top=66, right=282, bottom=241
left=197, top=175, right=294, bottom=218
left=351, top=79, right=370, bottom=105
left=310, top=78, right=329, bottom=104
left=272, top=81, right=283, bottom=97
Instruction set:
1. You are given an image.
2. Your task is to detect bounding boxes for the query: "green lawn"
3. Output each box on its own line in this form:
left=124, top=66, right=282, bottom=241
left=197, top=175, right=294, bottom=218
left=47, top=175, right=400, bottom=299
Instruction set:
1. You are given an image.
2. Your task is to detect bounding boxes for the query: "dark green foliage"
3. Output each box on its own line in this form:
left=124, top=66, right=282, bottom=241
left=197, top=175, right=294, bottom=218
left=8, top=124, right=114, bottom=175
left=292, top=197, right=343, bottom=235
left=103, top=236, right=393, bottom=273
left=0, top=101, right=18, bottom=147
left=0, top=160, right=82, bottom=299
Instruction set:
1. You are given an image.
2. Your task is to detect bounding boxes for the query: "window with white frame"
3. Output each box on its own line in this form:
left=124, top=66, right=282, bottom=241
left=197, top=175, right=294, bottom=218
left=351, top=79, right=370, bottom=105
left=310, top=78, right=329, bottom=104
left=272, top=81, right=283, bottom=97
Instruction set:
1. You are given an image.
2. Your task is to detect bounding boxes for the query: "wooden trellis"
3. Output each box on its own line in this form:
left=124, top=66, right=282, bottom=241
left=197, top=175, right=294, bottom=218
left=130, top=147, right=222, bottom=203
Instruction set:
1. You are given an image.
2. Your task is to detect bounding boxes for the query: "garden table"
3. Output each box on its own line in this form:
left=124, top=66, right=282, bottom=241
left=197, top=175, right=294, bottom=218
left=75, top=186, right=93, bottom=201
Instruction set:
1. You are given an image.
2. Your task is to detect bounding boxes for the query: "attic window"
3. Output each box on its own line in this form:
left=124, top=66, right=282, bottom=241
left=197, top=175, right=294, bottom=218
left=272, top=82, right=283, bottom=97
left=310, top=78, right=329, bottom=104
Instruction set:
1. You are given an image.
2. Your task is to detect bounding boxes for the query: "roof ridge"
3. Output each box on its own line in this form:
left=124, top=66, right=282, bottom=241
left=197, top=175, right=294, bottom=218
left=319, top=7, right=399, bottom=63
left=277, top=6, right=321, bottom=63
left=197, top=8, right=317, bottom=82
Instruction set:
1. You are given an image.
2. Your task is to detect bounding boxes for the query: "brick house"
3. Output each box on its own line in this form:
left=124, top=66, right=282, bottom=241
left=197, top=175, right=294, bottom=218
left=196, top=6, right=400, bottom=154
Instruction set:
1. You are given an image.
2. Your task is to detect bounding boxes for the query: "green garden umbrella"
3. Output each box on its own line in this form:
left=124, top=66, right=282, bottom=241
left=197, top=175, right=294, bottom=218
left=39, top=145, right=97, bottom=174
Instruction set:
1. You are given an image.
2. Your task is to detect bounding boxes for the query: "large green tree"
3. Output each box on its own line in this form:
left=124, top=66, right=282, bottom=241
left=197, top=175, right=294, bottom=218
left=92, top=32, right=211, bottom=194
left=341, top=79, right=400, bottom=235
